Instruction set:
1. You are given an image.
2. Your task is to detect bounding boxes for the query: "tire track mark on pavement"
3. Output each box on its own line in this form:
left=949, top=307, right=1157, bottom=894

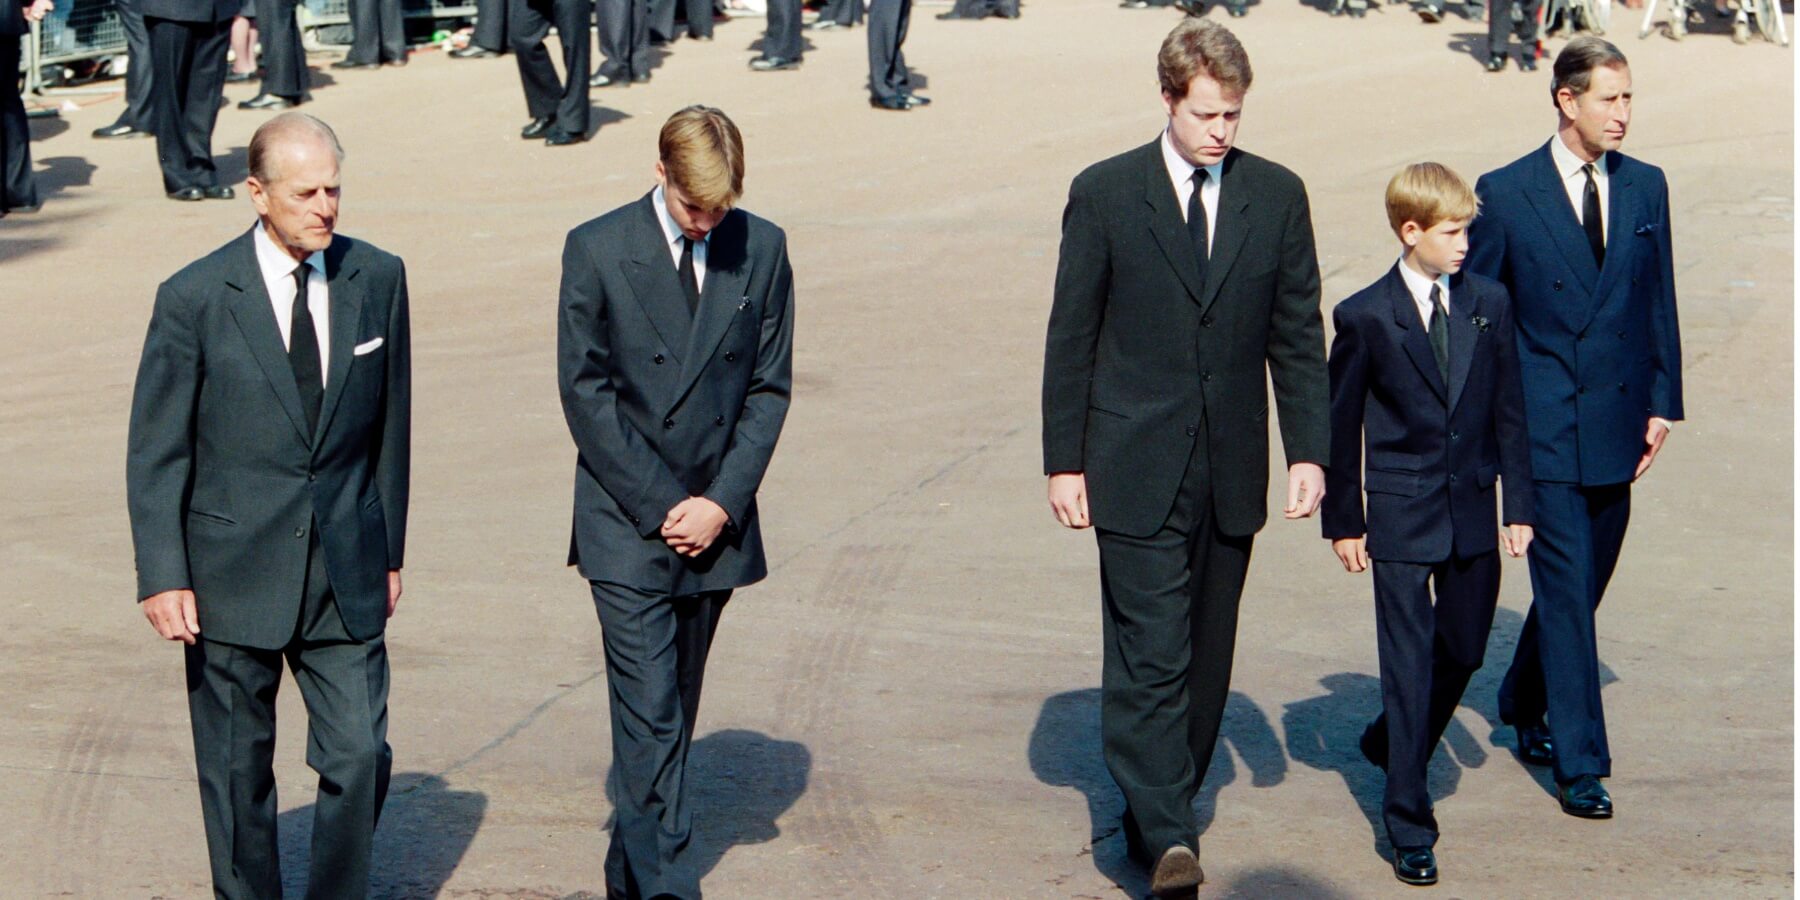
left=40, top=699, right=133, bottom=897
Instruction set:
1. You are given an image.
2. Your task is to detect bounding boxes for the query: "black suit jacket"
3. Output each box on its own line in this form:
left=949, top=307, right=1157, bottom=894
left=1042, top=141, right=1330, bottom=538
left=1322, top=267, right=1533, bottom=562
left=127, top=228, right=412, bottom=649
left=558, top=193, right=795, bottom=596
left=2, top=0, right=27, bottom=37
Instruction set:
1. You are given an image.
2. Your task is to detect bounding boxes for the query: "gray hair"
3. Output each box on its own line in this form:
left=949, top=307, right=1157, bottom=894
left=1551, top=36, right=1629, bottom=108
left=248, top=112, right=346, bottom=184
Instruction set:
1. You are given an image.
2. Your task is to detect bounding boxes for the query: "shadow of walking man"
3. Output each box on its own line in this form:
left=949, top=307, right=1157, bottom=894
left=276, top=772, right=487, bottom=898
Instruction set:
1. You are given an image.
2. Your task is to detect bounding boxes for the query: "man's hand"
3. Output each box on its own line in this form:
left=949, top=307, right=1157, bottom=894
left=24, top=0, right=53, bottom=22
left=1501, top=524, right=1534, bottom=558
left=1284, top=462, right=1325, bottom=519
left=1635, top=419, right=1671, bottom=480
left=387, top=569, right=403, bottom=617
left=143, top=589, right=200, bottom=644
left=662, top=497, right=729, bottom=557
left=1332, top=537, right=1369, bottom=573
left=1047, top=472, right=1090, bottom=529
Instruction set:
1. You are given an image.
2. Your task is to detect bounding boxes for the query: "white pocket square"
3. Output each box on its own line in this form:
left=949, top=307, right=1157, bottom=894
left=353, top=337, right=384, bottom=356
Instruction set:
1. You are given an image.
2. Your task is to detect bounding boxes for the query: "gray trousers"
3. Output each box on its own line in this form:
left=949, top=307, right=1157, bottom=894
left=185, top=534, right=393, bottom=900
left=592, top=580, right=729, bottom=900
left=865, top=0, right=912, bottom=100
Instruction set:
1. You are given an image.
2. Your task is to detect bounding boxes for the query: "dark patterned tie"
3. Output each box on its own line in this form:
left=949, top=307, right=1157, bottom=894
left=1581, top=162, right=1605, bottom=268
left=289, top=262, right=324, bottom=435
left=1188, top=168, right=1210, bottom=285
left=1427, top=284, right=1449, bottom=384
left=678, top=237, right=700, bottom=315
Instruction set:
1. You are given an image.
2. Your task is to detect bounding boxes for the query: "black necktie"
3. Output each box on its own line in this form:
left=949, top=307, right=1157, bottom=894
left=1581, top=162, right=1605, bottom=268
left=678, top=237, right=700, bottom=315
left=289, top=262, right=324, bottom=435
left=1427, top=284, right=1449, bottom=384
left=1188, top=168, right=1210, bottom=283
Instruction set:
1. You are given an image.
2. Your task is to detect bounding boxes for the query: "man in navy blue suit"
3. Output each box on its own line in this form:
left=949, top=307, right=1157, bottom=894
left=1466, top=35, right=1684, bottom=820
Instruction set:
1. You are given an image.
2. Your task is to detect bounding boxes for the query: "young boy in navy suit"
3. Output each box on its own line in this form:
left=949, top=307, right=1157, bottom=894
left=1322, top=163, right=1535, bottom=887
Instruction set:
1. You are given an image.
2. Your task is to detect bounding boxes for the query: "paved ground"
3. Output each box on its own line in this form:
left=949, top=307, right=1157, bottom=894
left=1, top=1, right=1793, bottom=896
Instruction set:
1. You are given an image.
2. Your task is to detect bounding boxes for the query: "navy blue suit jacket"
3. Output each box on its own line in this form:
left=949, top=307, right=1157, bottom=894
left=1323, top=267, right=1533, bottom=563
left=1466, top=141, right=1683, bottom=486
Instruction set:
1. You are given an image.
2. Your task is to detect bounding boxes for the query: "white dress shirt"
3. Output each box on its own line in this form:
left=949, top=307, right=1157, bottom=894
left=1549, top=133, right=1610, bottom=244
left=1394, top=259, right=1450, bottom=330
left=1161, top=128, right=1222, bottom=254
left=652, top=183, right=709, bottom=291
left=253, top=222, right=330, bottom=386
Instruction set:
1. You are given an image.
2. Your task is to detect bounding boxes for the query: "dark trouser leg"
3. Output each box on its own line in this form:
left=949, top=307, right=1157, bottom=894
left=682, top=0, right=711, bottom=39
left=551, top=0, right=593, bottom=131
left=510, top=0, right=559, bottom=118
left=596, top=0, right=629, bottom=77
left=114, top=0, right=158, bottom=129
left=1487, top=0, right=1539, bottom=53
left=760, top=0, right=801, bottom=58
left=471, top=0, right=509, bottom=50
left=347, top=0, right=405, bottom=63
left=149, top=17, right=225, bottom=192
left=647, top=0, right=676, bottom=42
left=674, top=591, right=729, bottom=743
left=865, top=0, right=911, bottom=101
left=254, top=0, right=310, bottom=99
left=186, top=637, right=285, bottom=900
left=1183, top=499, right=1253, bottom=792
left=0, top=36, right=37, bottom=211
left=592, top=580, right=711, bottom=900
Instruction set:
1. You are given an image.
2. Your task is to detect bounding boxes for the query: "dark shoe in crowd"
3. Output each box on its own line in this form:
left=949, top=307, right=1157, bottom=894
left=331, top=59, right=381, bottom=70
left=631, top=71, right=651, bottom=83
left=1557, top=775, right=1613, bottom=819
left=450, top=45, right=499, bottom=58
left=1486, top=52, right=1508, bottom=71
left=544, top=128, right=586, bottom=146
left=385, top=56, right=408, bottom=66
left=238, top=93, right=298, bottom=110
left=933, top=9, right=965, bottom=17
left=167, top=187, right=205, bottom=201
left=521, top=116, right=556, bottom=139
left=0, top=199, right=43, bottom=216
left=203, top=185, right=235, bottom=200
left=1226, top=2, right=1247, bottom=15
left=590, top=71, right=619, bottom=87
left=1349, top=4, right=1367, bottom=15
left=1119, top=0, right=1152, bottom=8
left=224, top=69, right=257, bottom=83
left=1518, top=53, right=1537, bottom=70
left=869, top=94, right=910, bottom=111
left=690, top=31, right=714, bottom=39
left=1514, top=723, right=1554, bottom=766
left=808, top=14, right=843, bottom=24
left=92, top=121, right=149, bottom=139
left=1416, top=3, right=1442, bottom=19
left=749, top=55, right=801, bottom=71
left=903, top=92, right=931, bottom=107
left=1149, top=844, right=1203, bottom=897
left=1392, top=846, right=1438, bottom=886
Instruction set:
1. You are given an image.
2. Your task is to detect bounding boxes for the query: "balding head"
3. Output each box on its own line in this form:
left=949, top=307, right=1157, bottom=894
left=248, top=112, right=345, bottom=185
left=246, top=113, right=344, bottom=262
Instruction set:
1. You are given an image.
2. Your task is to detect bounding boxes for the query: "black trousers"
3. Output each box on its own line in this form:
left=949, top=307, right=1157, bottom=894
left=595, top=0, right=651, bottom=79
left=759, top=0, right=801, bottom=59
left=648, top=0, right=710, bottom=40
left=1362, top=552, right=1500, bottom=850
left=864, top=0, right=911, bottom=100
left=1, top=36, right=36, bottom=212
left=591, top=581, right=729, bottom=900
left=471, top=0, right=509, bottom=51
left=110, top=0, right=158, bottom=130
left=818, top=0, right=861, bottom=26
left=147, top=16, right=227, bottom=193
left=254, top=0, right=310, bottom=99
left=185, top=534, right=393, bottom=900
left=944, top=0, right=1015, bottom=18
left=345, top=0, right=405, bottom=63
left=1499, top=481, right=1630, bottom=784
left=1095, top=437, right=1254, bottom=857
left=509, top=0, right=591, bottom=133
left=1488, top=0, right=1541, bottom=53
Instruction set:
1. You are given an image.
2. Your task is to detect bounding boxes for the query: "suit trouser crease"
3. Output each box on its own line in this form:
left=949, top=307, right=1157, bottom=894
left=253, top=0, right=309, bottom=98
left=510, top=0, right=592, bottom=131
left=593, top=581, right=727, bottom=900
left=865, top=0, right=911, bottom=100
left=0, top=36, right=36, bottom=210
left=597, top=0, right=652, bottom=78
left=472, top=0, right=509, bottom=50
left=1499, top=481, right=1627, bottom=783
left=114, top=0, right=158, bottom=128
left=759, top=0, right=801, bottom=59
left=345, top=0, right=404, bottom=63
left=1489, top=0, right=1539, bottom=49
left=1369, top=553, right=1499, bottom=849
left=148, top=16, right=228, bottom=193
left=1095, top=437, right=1253, bottom=856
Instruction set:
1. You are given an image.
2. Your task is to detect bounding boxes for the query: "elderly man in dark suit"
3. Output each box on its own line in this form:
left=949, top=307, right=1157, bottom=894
left=2, top=0, right=50, bottom=215
left=1042, top=18, right=1328, bottom=897
left=558, top=105, right=794, bottom=900
left=1467, top=36, right=1683, bottom=820
left=143, top=0, right=236, bottom=200
left=127, top=112, right=411, bottom=899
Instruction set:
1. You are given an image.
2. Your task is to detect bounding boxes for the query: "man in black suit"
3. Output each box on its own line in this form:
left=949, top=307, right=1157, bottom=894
left=127, top=113, right=411, bottom=900
left=866, top=0, right=925, bottom=109
left=93, top=0, right=160, bottom=138
left=509, top=0, right=591, bottom=145
left=238, top=0, right=311, bottom=109
left=1042, top=18, right=1327, bottom=896
left=558, top=106, right=793, bottom=900
left=592, top=0, right=653, bottom=85
left=750, top=0, right=802, bottom=70
left=2, top=0, right=48, bottom=215
left=143, top=0, right=236, bottom=200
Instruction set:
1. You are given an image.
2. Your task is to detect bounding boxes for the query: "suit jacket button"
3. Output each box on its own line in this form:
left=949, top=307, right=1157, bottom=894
left=1577, top=385, right=1587, bottom=394
left=715, top=415, right=726, bottom=426
left=724, top=352, right=738, bottom=362
left=654, top=354, right=665, bottom=365
left=307, top=473, right=316, bottom=481
left=1618, top=383, right=1627, bottom=392
left=1202, top=371, right=1213, bottom=382
left=1553, top=280, right=1563, bottom=291
left=1185, top=424, right=1198, bottom=437
left=664, top=418, right=676, bottom=429
left=1202, top=316, right=1214, bottom=328
left=1450, top=430, right=1459, bottom=440
left=629, top=514, right=640, bottom=525
left=1617, top=331, right=1626, bottom=339
left=1450, top=474, right=1458, bottom=483
left=1577, top=333, right=1585, bottom=342
left=294, top=527, right=306, bottom=538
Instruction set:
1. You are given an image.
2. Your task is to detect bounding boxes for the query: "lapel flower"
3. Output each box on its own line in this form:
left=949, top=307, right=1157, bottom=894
left=1470, top=315, right=1491, bottom=333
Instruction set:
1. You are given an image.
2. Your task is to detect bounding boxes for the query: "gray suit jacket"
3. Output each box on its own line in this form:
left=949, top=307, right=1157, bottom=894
left=558, top=193, right=795, bottom=596
left=127, top=228, right=412, bottom=649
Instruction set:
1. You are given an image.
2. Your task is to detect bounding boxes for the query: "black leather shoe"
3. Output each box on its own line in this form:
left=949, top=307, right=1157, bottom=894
left=1392, top=846, right=1438, bottom=885
left=1119, top=0, right=1151, bottom=7
left=808, top=16, right=843, bottom=26
left=1515, top=724, right=1554, bottom=767
left=1485, top=52, right=1507, bottom=71
left=1518, top=54, right=1537, bottom=71
left=1173, top=0, right=1204, bottom=13
left=902, top=92, right=931, bottom=107
left=1359, top=723, right=1387, bottom=770
left=521, top=116, right=556, bottom=139
left=167, top=187, right=205, bottom=201
left=450, top=45, right=499, bottom=58
left=631, top=70, right=651, bottom=83
left=748, top=55, right=800, bottom=71
left=385, top=56, right=408, bottom=67
left=1557, top=775, right=1613, bottom=819
left=92, top=121, right=148, bottom=139
left=1226, top=2, right=1247, bottom=14
left=1415, top=3, right=1442, bottom=19
left=589, top=71, right=619, bottom=87
left=544, top=128, right=586, bottom=146
left=1149, top=844, right=1203, bottom=897
left=224, top=69, right=256, bottom=82
left=237, top=92, right=297, bottom=110
left=331, top=59, right=380, bottom=70
left=869, top=94, right=910, bottom=111
left=203, top=185, right=235, bottom=200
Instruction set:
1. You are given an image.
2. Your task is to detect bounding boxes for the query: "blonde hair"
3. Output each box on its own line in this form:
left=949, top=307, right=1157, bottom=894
left=1157, top=18, right=1252, bottom=100
left=658, top=106, right=745, bottom=211
left=1385, top=162, right=1479, bottom=237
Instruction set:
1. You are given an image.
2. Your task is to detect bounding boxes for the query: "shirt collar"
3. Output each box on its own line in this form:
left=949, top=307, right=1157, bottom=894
left=1549, top=133, right=1608, bottom=182
left=1395, top=258, right=1449, bottom=310
left=1161, top=128, right=1223, bottom=192
left=253, top=221, right=327, bottom=281
left=651, top=184, right=710, bottom=249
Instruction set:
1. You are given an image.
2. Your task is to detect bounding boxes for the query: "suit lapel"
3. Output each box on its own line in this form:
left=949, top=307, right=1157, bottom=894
left=1199, top=150, right=1250, bottom=314
left=1582, top=152, right=1635, bottom=330
left=620, top=194, right=694, bottom=362
left=1523, top=142, right=1601, bottom=295
left=1446, top=273, right=1478, bottom=413
left=313, top=236, right=364, bottom=445
left=1141, top=141, right=1208, bottom=306
left=222, top=229, right=312, bottom=444
left=674, top=211, right=755, bottom=403
left=1385, top=267, right=1447, bottom=404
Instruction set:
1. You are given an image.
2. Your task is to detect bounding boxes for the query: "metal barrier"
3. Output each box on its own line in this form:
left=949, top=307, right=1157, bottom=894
left=301, top=0, right=479, bottom=32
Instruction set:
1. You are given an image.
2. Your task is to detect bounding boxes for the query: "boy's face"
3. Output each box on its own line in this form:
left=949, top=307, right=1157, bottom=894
left=655, top=161, right=730, bottom=240
left=1402, top=217, right=1470, bottom=278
